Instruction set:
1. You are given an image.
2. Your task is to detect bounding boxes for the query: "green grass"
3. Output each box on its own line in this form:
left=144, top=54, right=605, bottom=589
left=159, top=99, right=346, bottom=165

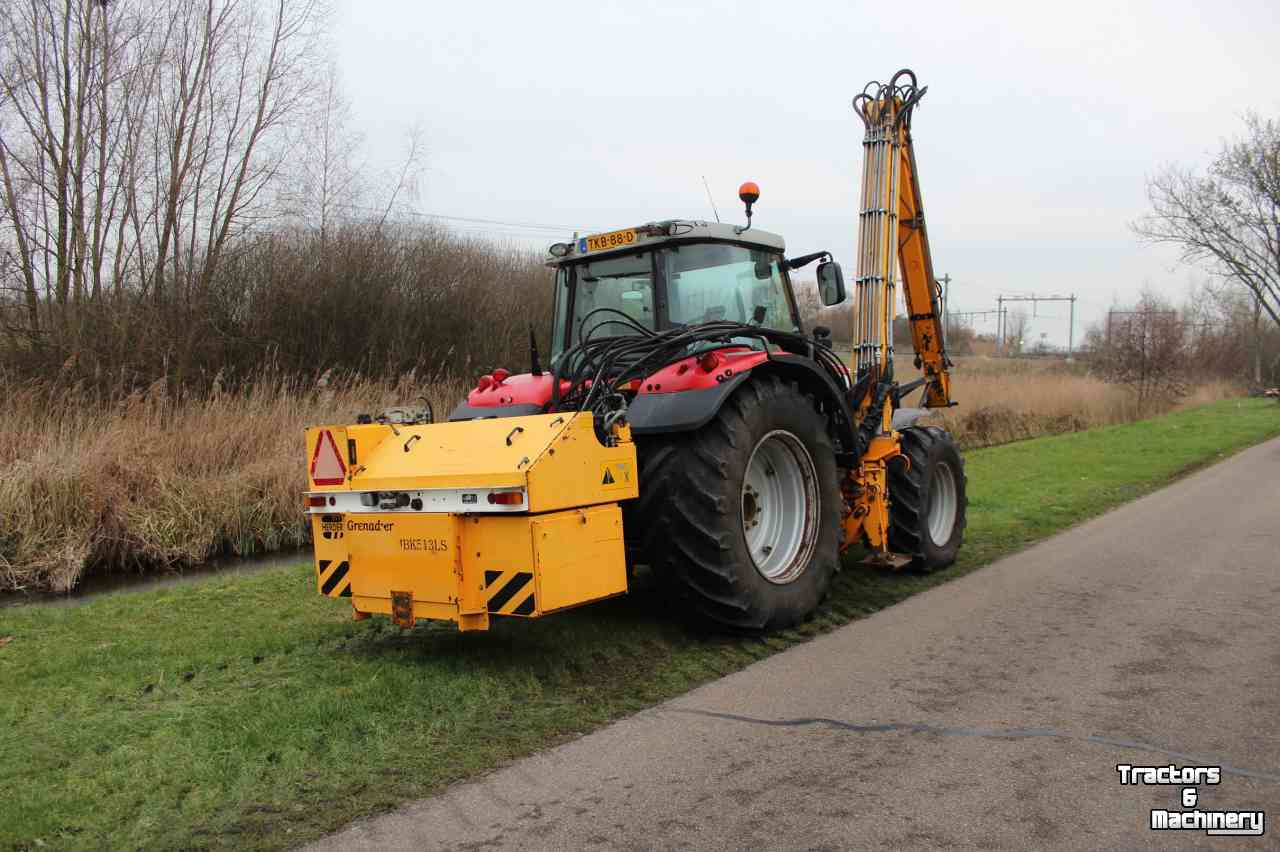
left=2, top=398, right=1277, bottom=850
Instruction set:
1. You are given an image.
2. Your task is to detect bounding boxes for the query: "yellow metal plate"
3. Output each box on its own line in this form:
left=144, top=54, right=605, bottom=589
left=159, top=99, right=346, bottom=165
left=525, top=414, right=638, bottom=512
left=345, top=514, right=461, bottom=605
left=322, top=505, right=628, bottom=631
left=532, top=505, right=627, bottom=614
left=332, top=412, right=574, bottom=492
left=582, top=228, right=637, bottom=253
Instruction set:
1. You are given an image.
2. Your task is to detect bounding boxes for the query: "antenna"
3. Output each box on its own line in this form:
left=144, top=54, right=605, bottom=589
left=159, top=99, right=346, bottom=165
left=701, top=175, right=721, bottom=223
left=528, top=324, right=543, bottom=376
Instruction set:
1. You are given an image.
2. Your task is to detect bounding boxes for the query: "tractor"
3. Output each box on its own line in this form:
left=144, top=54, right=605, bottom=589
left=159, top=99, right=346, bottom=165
left=304, top=69, right=966, bottom=631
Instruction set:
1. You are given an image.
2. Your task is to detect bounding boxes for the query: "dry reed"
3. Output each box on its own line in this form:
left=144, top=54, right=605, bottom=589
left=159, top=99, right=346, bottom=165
left=0, top=372, right=467, bottom=592
left=925, top=357, right=1240, bottom=447
left=0, top=359, right=1243, bottom=592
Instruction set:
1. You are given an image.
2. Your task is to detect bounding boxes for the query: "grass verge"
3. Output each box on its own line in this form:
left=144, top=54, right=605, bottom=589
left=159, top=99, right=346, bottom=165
left=2, top=398, right=1277, bottom=850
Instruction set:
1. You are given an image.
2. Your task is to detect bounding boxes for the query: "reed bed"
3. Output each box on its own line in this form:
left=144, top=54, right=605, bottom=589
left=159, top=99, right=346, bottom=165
left=0, top=359, right=1242, bottom=592
left=0, top=373, right=467, bottom=592
left=931, top=357, right=1240, bottom=447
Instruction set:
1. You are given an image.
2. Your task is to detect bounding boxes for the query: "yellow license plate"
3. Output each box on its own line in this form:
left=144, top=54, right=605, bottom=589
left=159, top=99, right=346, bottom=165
left=582, top=228, right=637, bottom=253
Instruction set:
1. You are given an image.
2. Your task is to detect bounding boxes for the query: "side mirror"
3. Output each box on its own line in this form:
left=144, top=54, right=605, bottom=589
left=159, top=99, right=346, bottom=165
left=817, top=260, right=846, bottom=306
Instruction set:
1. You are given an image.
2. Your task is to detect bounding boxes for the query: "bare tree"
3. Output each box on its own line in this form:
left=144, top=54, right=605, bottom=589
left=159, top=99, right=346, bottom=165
left=0, top=0, right=326, bottom=373
left=1181, top=278, right=1249, bottom=378
left=1134, top=113, right=1280, bottom=334
left=1003, top=308, right=1029, bottom=355
left=1089, top=290, right=1188, bottom=405
left=288, top=58, right=364, bottom=246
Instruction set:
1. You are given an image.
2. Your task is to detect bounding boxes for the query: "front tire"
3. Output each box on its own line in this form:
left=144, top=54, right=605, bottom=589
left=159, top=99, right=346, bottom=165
left=625, top=375, right=842, bottom=631
left=887, top=426, right=967, bottom=572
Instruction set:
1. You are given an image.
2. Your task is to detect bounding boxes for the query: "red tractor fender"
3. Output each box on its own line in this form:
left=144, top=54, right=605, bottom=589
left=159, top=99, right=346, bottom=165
left=627, top=352, right=857, bottom=452
left=448, top=349, right=858, bottom=457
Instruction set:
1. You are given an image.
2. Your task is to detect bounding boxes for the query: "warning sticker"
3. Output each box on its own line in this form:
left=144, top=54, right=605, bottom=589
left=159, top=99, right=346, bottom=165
left=600, top=461, right=631, bottom=490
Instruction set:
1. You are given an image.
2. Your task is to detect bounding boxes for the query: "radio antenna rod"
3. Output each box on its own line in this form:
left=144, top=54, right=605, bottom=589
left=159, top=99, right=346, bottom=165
left=701, top=175, right=721, bottom=223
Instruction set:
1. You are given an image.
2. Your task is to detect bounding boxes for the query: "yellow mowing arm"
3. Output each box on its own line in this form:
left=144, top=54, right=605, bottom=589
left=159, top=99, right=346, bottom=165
left=852, top=69, right=953, bottom=411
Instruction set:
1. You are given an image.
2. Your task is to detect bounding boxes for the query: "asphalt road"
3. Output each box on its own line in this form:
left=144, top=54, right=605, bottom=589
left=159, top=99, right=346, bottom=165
left=311, top=436, right=1280, bottom=851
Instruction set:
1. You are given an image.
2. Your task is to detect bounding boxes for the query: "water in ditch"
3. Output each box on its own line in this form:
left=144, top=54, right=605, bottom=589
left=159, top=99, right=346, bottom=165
left=0, top=550, right=310, bottom=609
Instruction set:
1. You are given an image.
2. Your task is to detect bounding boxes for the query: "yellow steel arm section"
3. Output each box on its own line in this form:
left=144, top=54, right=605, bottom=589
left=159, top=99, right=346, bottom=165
left=895, top=121, right=952, bottom=407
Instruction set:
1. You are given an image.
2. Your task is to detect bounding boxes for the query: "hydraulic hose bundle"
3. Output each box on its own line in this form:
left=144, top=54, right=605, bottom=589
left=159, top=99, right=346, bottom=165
left=850, top=69, right=927, bottom=388
left=548, top=308, right=852, bottom=419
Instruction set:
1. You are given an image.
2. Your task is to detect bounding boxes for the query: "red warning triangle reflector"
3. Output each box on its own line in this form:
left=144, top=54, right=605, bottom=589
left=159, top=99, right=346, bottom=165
left=310, top=429, right=346, bottom=486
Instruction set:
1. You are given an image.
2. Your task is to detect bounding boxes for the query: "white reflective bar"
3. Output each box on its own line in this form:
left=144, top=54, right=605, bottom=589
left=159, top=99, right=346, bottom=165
left=305, top=488, right=527, bottom=514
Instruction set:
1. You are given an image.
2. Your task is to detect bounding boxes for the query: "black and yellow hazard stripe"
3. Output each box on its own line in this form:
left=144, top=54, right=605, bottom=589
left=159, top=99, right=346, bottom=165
left=317, top=559, right=352, bottom=598
left=483, top=569, right=536, bottom=616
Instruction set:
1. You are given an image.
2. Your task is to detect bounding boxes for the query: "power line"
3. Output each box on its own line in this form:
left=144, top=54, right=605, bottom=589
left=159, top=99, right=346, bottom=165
left=947, top=308, right=1003, bottom=329
left=327, top=201, right=598, bottom=235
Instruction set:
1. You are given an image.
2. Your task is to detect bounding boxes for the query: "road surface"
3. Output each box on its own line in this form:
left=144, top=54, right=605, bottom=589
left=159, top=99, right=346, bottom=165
left=311, top=436, right=1280, bottom=850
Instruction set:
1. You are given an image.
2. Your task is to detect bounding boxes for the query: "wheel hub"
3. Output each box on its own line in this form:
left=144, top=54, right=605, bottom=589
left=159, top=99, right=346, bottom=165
left=741, top=430, right=820, bottom=584
left=926, top=460, right=958, bottom=546
left=743, top=485, right=760, bottom=529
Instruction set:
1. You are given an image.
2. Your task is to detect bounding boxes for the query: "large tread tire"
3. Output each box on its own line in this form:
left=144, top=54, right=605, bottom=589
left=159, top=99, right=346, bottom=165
left=886, top=425, right=967, bottom=573
left=623, top=375, right=842, bottom=631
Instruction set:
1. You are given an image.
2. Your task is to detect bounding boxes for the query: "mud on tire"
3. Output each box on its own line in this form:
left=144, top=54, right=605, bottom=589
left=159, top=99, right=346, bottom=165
left=886, top=425, right=967, bottom=573
left=623, top=375, right=842, bottom=631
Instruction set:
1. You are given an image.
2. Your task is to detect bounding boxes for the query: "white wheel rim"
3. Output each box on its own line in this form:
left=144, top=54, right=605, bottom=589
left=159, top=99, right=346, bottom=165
left=741, top=430, right=819, bottom=584
left=927, top=460, right=958, bottom=546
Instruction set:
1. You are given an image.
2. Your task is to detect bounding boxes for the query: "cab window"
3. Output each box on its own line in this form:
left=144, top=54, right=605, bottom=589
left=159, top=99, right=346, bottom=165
left=569, top=252, right=656, bottom=343
left=664, top=243, right=794, bottom=331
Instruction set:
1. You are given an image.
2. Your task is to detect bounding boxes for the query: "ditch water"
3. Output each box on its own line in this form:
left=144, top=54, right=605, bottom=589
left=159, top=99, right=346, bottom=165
left=0, top=550, right=309, bottom=609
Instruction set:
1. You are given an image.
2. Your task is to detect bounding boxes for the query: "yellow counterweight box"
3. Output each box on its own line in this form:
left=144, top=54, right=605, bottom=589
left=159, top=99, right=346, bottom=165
left=310, top=504, right=627, bottom=632
left=305, top=411, right=636, bottom=631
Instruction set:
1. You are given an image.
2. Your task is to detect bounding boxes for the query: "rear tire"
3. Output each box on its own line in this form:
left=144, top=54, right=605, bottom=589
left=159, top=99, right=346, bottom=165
left=624, top=375, right=842, bottom=631
left=887, top=426, right=967, bottom=573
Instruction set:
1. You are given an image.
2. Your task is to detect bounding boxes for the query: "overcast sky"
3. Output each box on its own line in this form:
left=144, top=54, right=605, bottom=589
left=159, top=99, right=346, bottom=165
left=332, top=0, right=1278, bottom=345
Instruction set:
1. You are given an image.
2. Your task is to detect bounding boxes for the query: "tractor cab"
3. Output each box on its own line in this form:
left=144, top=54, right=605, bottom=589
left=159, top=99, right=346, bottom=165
left=544, top=221, right=803, bottom=359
